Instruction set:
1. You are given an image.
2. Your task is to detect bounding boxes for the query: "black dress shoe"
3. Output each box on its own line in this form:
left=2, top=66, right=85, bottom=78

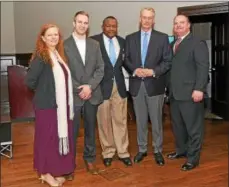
left=119, top=157, right=132, bottom=166
left=181, top=162, right=199, bottom=171
left=103, top=158, right=112, bottom=167
left=154, top=152, right=165, bottom=166
left=167, top=152, right=186, bottom=160
left=134, top=152, right=147, bottom=163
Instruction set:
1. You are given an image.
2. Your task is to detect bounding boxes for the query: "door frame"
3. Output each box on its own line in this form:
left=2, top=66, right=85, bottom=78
left=177, top=2, right=229, bottom=120
left=178, top=2, right=228, bottom=15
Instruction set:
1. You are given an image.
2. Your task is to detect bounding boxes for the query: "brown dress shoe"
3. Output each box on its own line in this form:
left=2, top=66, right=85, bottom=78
left=84, top=160, right=99, bottom=175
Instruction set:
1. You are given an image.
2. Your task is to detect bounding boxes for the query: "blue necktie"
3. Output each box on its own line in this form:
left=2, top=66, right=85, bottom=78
left=141, top=32, right=148, bottom=67
left=109, top=39, right=116, bottom=66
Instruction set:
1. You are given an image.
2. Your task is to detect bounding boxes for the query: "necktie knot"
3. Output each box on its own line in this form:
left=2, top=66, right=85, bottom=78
left=176, top=37, right=182, bottom=43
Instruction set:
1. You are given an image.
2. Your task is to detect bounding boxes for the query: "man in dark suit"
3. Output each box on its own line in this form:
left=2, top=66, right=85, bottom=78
left=91, top=16, right=132, bottom=167
left=167, top=14, right=209, bottom=171
left=64, top=11, right=104, bottom=175
left=124, top=7, right=172, bottom=166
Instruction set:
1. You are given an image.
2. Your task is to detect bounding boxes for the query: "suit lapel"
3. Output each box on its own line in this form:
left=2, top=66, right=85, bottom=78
left=69, top=35, right=85, bottom=67
left=84, top=38, right=90, bottom=70
left=144, top=30, right=157, bottom=66
left=174, top=33, right=192, bottom=56
left=136, top=31, right=142, bottom=66
left=85, top=38, right=90, bottom=65
left=171, top=41, right=176, bottom=56
left=115, top=36, right=122, bottom=67
left=99, top=34, right=111, bottom=64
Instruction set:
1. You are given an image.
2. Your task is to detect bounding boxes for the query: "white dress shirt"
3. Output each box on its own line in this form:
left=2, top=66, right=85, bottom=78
left=103, top=34, right=120, bottom=60
left=72, top=33, right=86, bottom=65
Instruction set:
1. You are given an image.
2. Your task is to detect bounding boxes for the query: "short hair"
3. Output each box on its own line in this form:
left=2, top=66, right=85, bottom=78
left=140, top=7, right=156, bottom=16
left=102, top=16, right=117, bottom=25
left=174, top=14, right=190, bottom=23
left=74, top=11, right=89, bottom=21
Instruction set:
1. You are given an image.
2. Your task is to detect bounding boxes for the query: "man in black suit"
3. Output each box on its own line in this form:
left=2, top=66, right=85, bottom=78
left=124, top=7, right=172, bottom=166
left=167, top=14, right=209, bottom=171
left=91, top=16, right=132, bottom=167
left=64, top=11, right=104, bottom=175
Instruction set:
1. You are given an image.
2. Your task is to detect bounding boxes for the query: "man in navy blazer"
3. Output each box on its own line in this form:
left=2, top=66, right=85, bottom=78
left=91, top=16, right=132, bottom=167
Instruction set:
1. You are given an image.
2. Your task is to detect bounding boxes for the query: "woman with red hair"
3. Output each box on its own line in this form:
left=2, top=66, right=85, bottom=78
left=26, top=24, right=75, bottom=186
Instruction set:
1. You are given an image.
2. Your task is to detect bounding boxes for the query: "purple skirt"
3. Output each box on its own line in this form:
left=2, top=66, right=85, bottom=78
left=33, top=108, right=75, bottom=176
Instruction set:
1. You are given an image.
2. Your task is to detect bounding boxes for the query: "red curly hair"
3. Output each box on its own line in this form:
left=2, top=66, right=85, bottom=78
left=29, top=23, right=67, bottom=66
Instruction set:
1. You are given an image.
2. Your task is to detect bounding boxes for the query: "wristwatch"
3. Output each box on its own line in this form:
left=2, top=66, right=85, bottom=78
left=152, top=70, right=156, bottom=77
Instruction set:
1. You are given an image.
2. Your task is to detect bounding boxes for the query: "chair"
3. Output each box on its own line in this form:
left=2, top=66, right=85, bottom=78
left=0, top=118, right=12, bottom=158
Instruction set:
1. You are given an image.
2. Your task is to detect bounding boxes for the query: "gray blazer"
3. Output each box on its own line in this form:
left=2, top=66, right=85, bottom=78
left=64, top=36, right=104, bottom=106
left=25, top=56, right=57, bottom=109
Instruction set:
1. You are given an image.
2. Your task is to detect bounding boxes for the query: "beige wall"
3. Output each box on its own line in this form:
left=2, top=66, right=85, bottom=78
left=0, top=1, right=224, bottom=54
left=1, top=2, right=16, bottom=54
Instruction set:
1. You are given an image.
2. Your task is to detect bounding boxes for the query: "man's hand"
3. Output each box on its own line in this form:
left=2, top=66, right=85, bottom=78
left=142, top=68, right=155, bottom=77
left=78, top=85, right=92, bottom=100
left=192, top=90, right=204, bottom=102
left=134, top=68, right=155, bottom=78
left=134, top=68, right=146, bottom=77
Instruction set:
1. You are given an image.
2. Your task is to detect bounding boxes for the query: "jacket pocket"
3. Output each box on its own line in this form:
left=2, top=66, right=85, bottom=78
left=183, top=80, right=195, bottom=84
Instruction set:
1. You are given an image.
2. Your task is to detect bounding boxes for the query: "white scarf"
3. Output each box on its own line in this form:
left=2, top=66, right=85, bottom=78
left=50, top=50, right=74, bottom=155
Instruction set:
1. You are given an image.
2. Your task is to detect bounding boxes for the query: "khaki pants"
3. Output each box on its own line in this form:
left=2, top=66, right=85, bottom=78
left=97, top=82, right=130, bottom=159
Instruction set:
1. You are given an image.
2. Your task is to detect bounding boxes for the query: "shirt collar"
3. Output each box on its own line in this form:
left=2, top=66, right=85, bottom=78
left=141, top=29, right=152, bottom=36
left=103, top=33, right=116, bottom=41
left=180, top=31, right=190, bottom=40
left=72, top=32, right=85, bottom=42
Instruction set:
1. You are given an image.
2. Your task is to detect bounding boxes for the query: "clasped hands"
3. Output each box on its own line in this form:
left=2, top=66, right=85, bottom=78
left=134, top=68, right=154, bottom=78
left=78, top=85, right=92, bottom=100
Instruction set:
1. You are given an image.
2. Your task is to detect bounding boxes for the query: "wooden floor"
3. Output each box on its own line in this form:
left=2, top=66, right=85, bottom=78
left=1, top=111, right=228, bottom=187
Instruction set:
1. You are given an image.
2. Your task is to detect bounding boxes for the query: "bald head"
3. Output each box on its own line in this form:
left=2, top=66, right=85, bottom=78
left=173, top=14, right=191, bottom=37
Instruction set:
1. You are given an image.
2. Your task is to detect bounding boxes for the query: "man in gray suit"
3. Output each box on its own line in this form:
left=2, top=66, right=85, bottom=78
left=64, top=11, right=104, bottom=175
left=124, top=7, right=172, bottom=166
left=167, top=15, right=209, bottom=171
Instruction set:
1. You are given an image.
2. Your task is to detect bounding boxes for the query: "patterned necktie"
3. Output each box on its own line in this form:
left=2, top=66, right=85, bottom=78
left=141, top=32, right=148, bottom=67
left=109, top=39, right=116, bottom=66
left=174, top=38, right=182, bottom=54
